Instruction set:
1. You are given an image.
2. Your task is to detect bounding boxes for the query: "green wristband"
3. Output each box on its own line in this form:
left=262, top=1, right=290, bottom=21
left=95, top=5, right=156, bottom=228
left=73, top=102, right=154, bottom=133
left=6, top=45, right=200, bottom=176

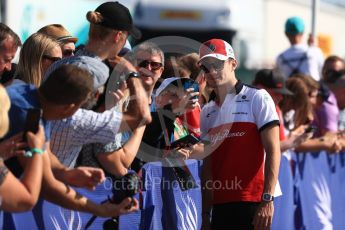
left=31, top=148, right=44, bottom=155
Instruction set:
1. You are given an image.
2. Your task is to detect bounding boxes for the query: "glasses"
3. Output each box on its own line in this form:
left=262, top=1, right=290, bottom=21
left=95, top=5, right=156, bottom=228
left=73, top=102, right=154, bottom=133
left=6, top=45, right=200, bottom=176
left=43, top=55, right=62, bottom=63
left=62, top=49, right=75, bottom=57
left=199, top=60, right=226, bottom=73
left=137, top=60, right=163, bottom=71
left=325, top=69, right=345, bottom=83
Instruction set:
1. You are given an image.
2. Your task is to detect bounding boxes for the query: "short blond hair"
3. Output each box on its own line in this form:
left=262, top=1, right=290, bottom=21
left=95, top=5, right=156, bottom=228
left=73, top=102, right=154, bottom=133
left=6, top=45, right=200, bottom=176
left=0, top=84, right=10, bottom=138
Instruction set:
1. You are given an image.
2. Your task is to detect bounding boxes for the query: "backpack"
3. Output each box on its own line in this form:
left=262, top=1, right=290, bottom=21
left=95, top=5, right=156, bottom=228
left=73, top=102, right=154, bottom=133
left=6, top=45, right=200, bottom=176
left=280, top=51, right=308, bottom=77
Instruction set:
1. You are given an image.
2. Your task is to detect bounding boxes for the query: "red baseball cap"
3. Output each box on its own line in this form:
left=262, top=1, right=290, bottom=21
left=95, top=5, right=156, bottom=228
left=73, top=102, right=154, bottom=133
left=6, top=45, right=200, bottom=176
left=198, top=39, right=235, bottom=63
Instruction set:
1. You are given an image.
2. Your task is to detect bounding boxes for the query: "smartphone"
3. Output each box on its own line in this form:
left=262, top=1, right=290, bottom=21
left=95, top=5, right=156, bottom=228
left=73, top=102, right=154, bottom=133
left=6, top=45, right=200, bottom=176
left=170, top=134, right=200, bottom=149
left=305, top=125, right=318, bottom=134
left=183, top=79, right=199, bottom=100
left=23, top=108, right=42, bottom=140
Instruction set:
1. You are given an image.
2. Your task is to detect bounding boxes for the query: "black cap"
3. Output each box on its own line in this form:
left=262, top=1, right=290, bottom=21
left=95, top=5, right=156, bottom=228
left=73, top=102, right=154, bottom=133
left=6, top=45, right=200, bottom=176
left=95, top=1, right=141, bottom=39
left=253, top=69, right=293, bottom=95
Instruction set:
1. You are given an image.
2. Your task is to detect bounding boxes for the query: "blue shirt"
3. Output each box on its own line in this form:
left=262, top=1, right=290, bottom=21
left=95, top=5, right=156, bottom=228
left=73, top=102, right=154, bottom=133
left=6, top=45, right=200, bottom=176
left=5, top=84, right=51, bottom=141
left=4, top=84, right=51, bottom=177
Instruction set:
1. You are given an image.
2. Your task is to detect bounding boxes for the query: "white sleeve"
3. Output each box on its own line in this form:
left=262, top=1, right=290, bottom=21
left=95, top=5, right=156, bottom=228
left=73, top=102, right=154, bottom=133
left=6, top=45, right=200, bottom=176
left=252, top=89, right=279, bottom=131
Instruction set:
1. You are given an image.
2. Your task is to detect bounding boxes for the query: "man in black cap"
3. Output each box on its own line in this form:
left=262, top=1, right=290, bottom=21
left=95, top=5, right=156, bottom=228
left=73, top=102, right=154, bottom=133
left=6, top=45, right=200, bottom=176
left=253, top=69, right=310, bottom=152
left=92, top=1, right=141, bottom=39
left=253, top=69, right=293, bottom=105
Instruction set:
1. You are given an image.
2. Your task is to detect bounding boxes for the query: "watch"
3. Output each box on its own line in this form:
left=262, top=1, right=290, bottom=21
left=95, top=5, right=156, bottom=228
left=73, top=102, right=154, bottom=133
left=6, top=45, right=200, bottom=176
left=261, top=193, right=274, bottom=202
left=127, top=72, right=140, bottom=79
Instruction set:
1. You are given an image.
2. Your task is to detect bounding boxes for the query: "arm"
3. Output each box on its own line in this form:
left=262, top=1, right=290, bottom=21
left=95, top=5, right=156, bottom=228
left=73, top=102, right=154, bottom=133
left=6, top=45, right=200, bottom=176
left=97, top=126, right=146, bottom=177
left=0, top=126, right=45, bottom=212
left=295, top=135, right=342, bottom=153
left=261, top=125, right=281, bottom=197
left=18, top=146, right=137, bottom=217
left=252, top=124, right=281, bottom=230
left=280, top=125, right=311, bottom=152
left=119, top=77, right=151, bottom=132
left=48, top=145, right=105, bottom=190
left=114, top=54, right=152, bottom=132
left=0, top=155, right=43, bottom=212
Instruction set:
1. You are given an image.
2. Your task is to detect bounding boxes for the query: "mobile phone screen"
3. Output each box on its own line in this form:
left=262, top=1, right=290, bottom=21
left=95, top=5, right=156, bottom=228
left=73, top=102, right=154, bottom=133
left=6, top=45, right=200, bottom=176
left=23, top=109, right=42, bottom=140
left=170, top=134, right=200, bottom=149
left=183, top=80, right=199, bottom=100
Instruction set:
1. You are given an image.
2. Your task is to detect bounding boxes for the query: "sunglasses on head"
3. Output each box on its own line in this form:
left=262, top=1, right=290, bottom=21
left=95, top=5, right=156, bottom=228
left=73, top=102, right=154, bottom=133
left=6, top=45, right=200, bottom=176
left=199, top=59, right=226, bottom=73
left=43, top=55, right=62, bottom=63
left=62, top=49, right=75, bottom=57
left=137, top=60, right=163, bottom=71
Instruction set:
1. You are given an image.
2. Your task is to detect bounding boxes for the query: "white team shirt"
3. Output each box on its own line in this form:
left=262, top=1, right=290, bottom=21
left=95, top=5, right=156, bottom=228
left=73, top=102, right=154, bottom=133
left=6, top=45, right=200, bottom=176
left=276, top=44, right=324, bottom=81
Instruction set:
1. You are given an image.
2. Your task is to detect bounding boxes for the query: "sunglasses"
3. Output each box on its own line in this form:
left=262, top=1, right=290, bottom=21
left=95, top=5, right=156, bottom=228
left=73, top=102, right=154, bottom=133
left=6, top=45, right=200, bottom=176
left=199, top=60, right=226, bottom=73
left=62, top=49, right=75, bottom=57
left=325, top=69, right=345, bottom=83
left=137, top=60, right=163, bottom=71
left=43, top=55, right=62, bottom=63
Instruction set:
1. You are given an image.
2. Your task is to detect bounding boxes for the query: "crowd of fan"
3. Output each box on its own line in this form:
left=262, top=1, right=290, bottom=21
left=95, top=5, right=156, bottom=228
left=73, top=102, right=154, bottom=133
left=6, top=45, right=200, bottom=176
left=1, top=2, right=345, bottom=230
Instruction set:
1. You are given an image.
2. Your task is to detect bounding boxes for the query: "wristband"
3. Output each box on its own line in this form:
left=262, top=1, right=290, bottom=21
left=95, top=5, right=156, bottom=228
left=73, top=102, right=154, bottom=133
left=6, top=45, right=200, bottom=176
left=24, top=148, right=44, bottom=157
left=31, top=148, right=44, bottom=155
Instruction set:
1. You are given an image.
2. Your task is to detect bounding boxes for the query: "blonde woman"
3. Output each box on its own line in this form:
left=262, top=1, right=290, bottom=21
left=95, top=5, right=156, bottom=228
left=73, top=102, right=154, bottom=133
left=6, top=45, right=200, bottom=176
left=0, top=84, right=45, bottom=212
left=15, top=33, right=62, bottom=86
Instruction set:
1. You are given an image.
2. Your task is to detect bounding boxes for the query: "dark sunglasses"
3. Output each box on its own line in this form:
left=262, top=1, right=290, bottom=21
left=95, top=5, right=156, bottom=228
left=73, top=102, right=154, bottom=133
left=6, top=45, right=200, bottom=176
left=43, top=55, right=62, bottom=62
left=199, top=60, right=226, bottom=73
left=62, top=49, right=75, bottom=57
left=137, top=60, right=163, bottom=71
left=325, top=69, right=345, bottom=83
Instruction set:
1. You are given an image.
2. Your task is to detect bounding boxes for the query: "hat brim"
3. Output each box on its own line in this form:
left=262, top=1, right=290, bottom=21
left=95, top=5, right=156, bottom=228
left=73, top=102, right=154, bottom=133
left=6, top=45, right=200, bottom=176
left=57, top=36, right=78, bottom=43
left=198, top=53, right=231, bottom=64
left=272, top=88, right=293, bottom=95
left=155, top=77, right=195, bottom=96
left=129, top=26, right=142, bottom=39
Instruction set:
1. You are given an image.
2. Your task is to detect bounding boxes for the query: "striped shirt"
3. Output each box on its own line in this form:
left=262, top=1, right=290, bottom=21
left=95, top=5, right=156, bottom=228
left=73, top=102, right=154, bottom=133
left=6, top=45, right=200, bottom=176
left=50, top=109, right=122, bottom=168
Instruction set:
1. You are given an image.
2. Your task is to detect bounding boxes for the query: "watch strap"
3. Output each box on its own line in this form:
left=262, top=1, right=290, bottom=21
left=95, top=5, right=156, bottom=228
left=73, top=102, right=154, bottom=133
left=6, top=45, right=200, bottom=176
left=127, top=72, right=140, bottom=79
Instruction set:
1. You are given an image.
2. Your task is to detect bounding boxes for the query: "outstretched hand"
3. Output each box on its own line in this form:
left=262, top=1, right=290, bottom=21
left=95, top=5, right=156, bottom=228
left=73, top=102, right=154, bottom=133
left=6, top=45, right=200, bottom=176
left=64, top=166, right=105, bottom=190
left=99, top=197, right=139, bottom=217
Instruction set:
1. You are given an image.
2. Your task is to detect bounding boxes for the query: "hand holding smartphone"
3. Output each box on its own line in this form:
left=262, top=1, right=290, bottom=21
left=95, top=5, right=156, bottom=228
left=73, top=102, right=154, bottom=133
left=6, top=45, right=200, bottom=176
left=183, top=80, right=199, bottom=100
left=304, top=125, right=318, bottom=134
left=170, top=134, right=200, bottom=150
left=23, top=109, right=42, bottom=141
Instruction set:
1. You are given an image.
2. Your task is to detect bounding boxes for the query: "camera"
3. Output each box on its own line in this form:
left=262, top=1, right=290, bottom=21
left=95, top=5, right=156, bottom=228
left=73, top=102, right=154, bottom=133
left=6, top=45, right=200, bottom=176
left=111, top=172, right=141, bottom=204
left=85, top=172, right=141, bottom=230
